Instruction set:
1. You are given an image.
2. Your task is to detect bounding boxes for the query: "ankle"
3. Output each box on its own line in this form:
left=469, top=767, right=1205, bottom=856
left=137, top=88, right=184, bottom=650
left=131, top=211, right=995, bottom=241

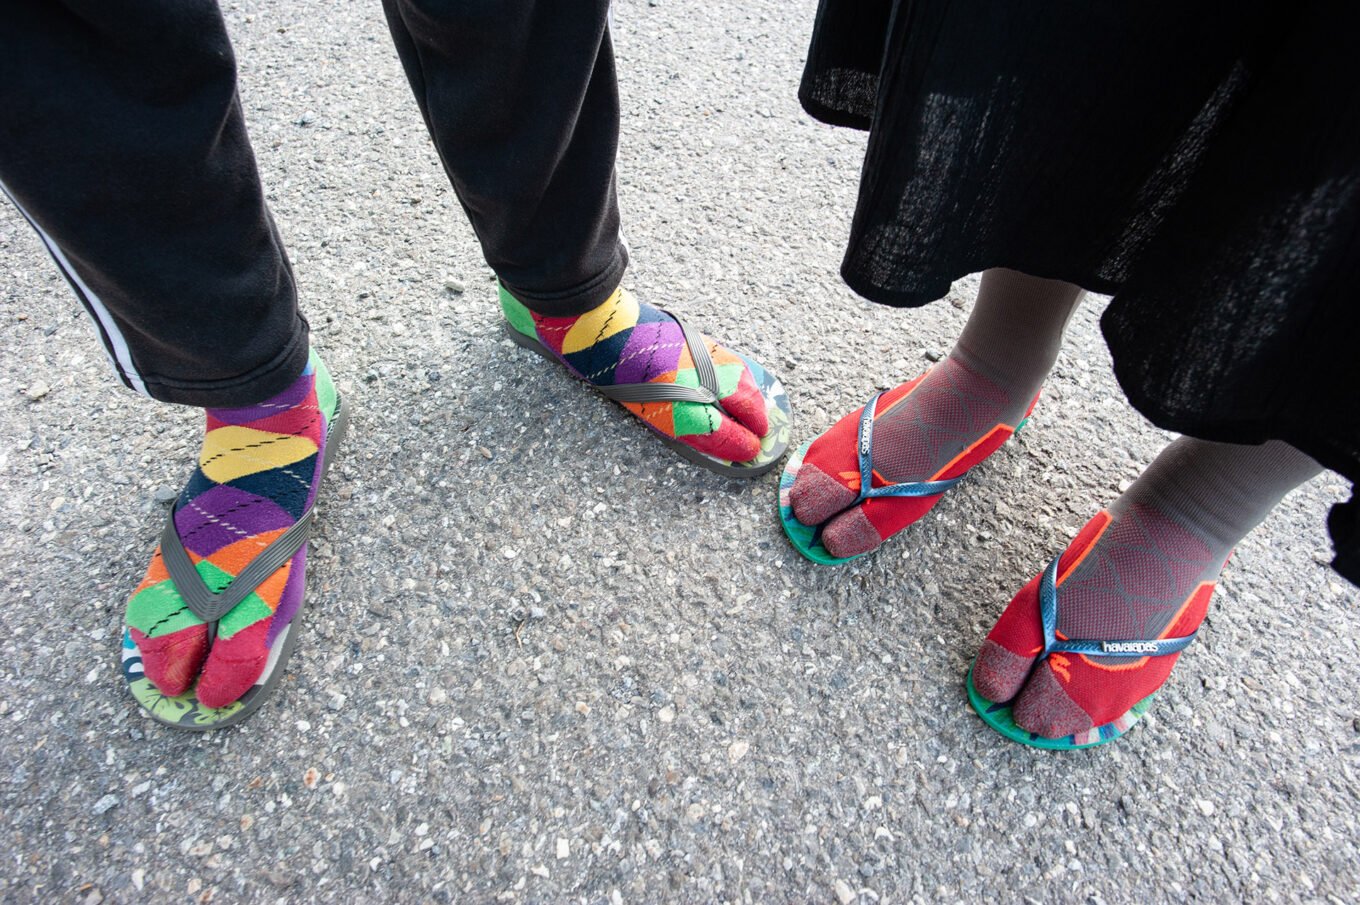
left=499, top=283, right=540, bottom=338
left=1117, top=438, right=1322, bottom=552
left=947, top=336, right=1055, bottom=402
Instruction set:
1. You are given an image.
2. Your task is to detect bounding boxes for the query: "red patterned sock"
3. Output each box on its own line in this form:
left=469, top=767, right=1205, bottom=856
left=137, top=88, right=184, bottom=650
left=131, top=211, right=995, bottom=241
left=973, top=437, right=1321, bottom=739
left=789, top=268, right=1083, bottom=558
left=789, top=358, right=1036, bottom=557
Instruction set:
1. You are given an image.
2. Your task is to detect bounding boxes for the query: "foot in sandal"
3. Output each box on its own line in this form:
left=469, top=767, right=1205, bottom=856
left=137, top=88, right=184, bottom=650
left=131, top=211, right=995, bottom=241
left=780, top=356, right=1037, bottom=563
left=501, top=283, right=792, bottom=477
left=968, top=437, right=1321, bottom=748
left=121, top=351, right=348, bottom=729
left=779, top=269, right=1082, bottom=562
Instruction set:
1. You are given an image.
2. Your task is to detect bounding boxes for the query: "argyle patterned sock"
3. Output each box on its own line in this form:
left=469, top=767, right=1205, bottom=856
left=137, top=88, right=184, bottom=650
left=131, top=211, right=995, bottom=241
left=125, top=351, right=337, bottom=708
left=501, top=285, right=768, bottom=462
left=973, top=438, right=1322, bottom=739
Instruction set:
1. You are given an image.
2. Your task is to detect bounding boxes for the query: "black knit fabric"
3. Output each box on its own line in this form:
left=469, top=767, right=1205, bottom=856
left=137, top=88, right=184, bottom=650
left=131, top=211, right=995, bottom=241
left=800, top=0, right=1360, bottom=583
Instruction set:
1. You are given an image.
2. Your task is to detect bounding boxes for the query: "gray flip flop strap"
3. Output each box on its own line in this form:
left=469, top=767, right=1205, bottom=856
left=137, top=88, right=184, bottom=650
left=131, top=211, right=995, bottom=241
left=160, top=504, right=314, bottom=624
left=594, top=315, right=721, bottom=406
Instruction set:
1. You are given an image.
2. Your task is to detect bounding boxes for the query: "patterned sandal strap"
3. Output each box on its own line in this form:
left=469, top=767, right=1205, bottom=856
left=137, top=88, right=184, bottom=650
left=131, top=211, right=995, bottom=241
left=1038, top=556, right=1198, bottom=659
left=594, top=313, right=720, bottom=406
left=853, top=390, right=964, bottom=505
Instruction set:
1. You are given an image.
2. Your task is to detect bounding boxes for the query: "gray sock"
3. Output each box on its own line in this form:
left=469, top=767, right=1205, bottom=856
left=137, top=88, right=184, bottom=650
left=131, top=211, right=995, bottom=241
left=977, top=436, right=1322, bottom=738
left=871, top=268, right=1086, bottom=484
left=1059, top=437, right=1323, bottom=640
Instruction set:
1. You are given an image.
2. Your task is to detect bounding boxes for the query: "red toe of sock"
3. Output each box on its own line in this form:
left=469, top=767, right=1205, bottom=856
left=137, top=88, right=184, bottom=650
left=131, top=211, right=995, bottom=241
left=683, top=416, right=762, bottom=463
left=1012, top=663, right=1096, bottom=739
left=971, top=639, right=1035, bottom=703
left=195, top=620, right=272, bottom=709
left=789, top=464, right=858, bottom=526
left=133, top=624, right=208, bottom=697
left=821, top=507, right=885, bottom=558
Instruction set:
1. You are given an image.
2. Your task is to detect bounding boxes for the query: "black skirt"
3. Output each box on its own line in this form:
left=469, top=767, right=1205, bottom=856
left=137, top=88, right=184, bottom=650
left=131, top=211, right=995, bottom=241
left=800, top=0, right=1360, bottom=583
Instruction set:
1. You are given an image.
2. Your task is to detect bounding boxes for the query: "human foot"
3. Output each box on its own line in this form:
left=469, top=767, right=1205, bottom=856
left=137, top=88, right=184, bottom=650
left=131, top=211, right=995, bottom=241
left=121, top=351, right=347, bottom=728
left=781, top=356, right=1037, bottom=561
left=968, top=437, right=1321, bottom=748
left=501, top=284, right=792, bottom=476
left=968, top=506, right=1215, bottom=747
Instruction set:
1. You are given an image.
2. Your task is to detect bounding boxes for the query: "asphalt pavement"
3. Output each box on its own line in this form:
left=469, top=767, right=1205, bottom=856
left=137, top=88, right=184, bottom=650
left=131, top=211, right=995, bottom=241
left=1, top=1, right=1357, bottom=902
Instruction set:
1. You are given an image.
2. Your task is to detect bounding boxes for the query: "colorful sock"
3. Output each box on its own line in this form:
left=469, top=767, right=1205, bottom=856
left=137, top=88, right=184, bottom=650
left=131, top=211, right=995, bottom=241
left=789, top=269, right=1084, bottom=558
left=501, top=285, right=768, bottom=462
left=973, top=438, right=1322, bottom=739
left=125, top=351, right=337, bottom=708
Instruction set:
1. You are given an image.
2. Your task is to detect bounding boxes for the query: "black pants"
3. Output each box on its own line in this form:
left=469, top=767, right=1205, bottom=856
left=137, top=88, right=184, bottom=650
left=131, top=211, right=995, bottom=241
left=0, top=0, right=626, bottom=406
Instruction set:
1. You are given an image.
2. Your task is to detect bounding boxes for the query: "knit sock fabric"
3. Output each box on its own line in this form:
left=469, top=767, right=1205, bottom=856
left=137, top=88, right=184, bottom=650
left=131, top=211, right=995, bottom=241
left=973, top=437, right=1322, bottom=739
left=501, top=285, right=769, bottom=462
left=125, top=351, right=336, bottom=708
left=789, top=269, right=1084, bottom=558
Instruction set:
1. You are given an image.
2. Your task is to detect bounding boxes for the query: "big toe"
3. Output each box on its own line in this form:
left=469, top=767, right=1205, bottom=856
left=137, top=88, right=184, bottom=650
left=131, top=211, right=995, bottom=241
left=971, top=639, right=1035, bottom=703
left=820, top=506, right=885, bottom=559
left=133, top=624, right=208, bottom=697
left=720, top=367, right=769, bottom=439
left=1011, top=663, right=1094, bottom=740
left=195, top=620, right=272, bottom=709
left=789, top=464, right=858, bottom=526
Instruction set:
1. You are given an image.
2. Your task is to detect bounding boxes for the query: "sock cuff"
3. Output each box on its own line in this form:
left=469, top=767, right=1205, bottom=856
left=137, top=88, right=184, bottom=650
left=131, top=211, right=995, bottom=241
left=1121, top=438, right=1323, bottom=550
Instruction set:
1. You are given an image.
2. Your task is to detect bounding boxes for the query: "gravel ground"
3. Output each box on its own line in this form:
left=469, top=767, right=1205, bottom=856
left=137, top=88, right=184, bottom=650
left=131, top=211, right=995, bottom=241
left=2, top=1, right=1358, bottom=903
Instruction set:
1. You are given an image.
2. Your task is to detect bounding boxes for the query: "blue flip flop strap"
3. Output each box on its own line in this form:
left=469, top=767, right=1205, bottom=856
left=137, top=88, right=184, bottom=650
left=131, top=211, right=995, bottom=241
left=1038, top=556, right=1198, bottom=659
left=853, top=391, right=964, bottom=504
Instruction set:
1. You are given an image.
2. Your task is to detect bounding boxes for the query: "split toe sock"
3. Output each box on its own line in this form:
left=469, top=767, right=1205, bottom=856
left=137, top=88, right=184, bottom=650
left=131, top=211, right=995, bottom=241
left=780, top=268, right=1084, bottom=562
left=122, top=351, right=344, bottom=727
left=969, top=437, right=1322, bottom=748
left=785, top=358, right=1038, bottom=560
left=501, top=284, right=792, bottom=476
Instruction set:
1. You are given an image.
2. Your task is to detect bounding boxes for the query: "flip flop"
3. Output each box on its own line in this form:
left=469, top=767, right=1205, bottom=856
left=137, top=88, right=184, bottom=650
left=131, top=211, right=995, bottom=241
left=966, top=555, right=1199, bottom=750
left=120, top=391, right=351, bottom=731
left=505, top=312, right=793, bottom=478
left=779, top=388, right=1031, bottom=565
